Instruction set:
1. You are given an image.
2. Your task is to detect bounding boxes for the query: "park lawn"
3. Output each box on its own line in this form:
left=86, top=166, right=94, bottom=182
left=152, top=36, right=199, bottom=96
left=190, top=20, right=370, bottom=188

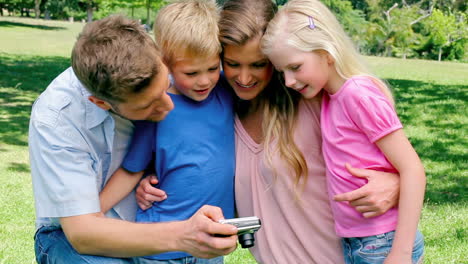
left=0, top=17, right=466, bottom=264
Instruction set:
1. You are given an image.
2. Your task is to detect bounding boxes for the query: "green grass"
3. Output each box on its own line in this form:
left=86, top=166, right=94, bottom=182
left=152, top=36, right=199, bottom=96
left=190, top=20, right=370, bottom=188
left=1, top=16, right=467, bottom=264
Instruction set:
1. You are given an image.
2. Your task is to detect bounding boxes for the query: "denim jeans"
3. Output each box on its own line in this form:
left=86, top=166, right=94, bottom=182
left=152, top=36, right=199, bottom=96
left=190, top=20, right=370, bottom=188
left=134, top=256, right=223, bottom=264
left=341, top=230, right=424, bottom=264
left=35, top=226, right=139, bottom=264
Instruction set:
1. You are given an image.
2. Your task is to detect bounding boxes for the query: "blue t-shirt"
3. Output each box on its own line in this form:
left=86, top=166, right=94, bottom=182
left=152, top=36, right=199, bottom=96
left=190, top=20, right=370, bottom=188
left=122, top=80, right=235, bottom=260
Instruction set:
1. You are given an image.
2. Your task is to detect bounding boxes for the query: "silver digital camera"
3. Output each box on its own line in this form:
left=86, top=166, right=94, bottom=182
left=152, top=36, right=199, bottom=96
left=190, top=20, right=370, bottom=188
left=219, top=216, right=261, bottom=248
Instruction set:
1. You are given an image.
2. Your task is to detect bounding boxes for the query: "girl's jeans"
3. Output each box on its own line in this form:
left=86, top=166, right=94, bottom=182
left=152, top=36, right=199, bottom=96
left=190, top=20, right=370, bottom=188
left=341, top=230, right=424, bottom=264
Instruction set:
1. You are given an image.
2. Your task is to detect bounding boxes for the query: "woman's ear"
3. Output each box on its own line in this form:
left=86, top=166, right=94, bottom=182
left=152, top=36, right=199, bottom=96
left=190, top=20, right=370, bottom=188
left=88, top=96, right=112, bottom=111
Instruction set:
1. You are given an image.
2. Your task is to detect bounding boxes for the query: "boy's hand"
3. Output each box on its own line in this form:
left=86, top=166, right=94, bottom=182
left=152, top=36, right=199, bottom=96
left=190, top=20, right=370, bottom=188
left=334, top=163, right=399, bottom=218
left=136, top=175, right=167, bottom=210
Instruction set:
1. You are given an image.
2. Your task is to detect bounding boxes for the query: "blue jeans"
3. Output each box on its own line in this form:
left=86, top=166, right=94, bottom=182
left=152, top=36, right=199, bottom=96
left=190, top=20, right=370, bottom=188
left=341, top=230, right=424, bottom=264
left=134, top=256, right=223, bottom=264
left=35, top=226, right=139, bottom=264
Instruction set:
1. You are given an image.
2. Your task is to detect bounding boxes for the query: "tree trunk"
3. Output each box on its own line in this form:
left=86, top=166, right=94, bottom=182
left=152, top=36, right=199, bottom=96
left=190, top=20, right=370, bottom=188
left=146, top=0, right=151, bottom=26
left=35, top=0, right=41, bottom=18
left=87, top=0, right=93, bottom=22
left=438, top=47, right=442, bottom=61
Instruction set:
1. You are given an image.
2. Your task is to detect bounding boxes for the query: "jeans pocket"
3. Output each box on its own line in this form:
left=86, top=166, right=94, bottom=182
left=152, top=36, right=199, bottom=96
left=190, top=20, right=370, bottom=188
left=357, top=237, right=392, bottom=263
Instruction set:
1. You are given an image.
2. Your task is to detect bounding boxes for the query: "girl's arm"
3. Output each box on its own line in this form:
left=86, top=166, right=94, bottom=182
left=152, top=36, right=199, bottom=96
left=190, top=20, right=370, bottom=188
left=100, top=167, right=144, bottom=213
left=375, top=129, right=426, bottom=263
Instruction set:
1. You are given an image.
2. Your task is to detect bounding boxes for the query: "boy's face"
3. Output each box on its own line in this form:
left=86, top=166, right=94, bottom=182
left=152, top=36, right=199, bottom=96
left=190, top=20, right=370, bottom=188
left=169, top=54, right=221, bottom=101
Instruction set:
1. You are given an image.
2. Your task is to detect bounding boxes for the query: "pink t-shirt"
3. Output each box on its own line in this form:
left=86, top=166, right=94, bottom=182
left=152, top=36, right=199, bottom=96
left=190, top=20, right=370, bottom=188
left=321, top=76, right=401, bottom=237
left=235, top=98, right=343, bottom=264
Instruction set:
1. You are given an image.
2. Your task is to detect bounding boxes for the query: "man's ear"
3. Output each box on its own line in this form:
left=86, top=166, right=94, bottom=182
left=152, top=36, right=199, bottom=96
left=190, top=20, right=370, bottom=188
left=88, top=96, right=112, bottom=111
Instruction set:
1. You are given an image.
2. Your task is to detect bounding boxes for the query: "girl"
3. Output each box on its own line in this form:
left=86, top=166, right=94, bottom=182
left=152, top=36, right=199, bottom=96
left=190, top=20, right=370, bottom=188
left=261, top=0, right=426, bottom=263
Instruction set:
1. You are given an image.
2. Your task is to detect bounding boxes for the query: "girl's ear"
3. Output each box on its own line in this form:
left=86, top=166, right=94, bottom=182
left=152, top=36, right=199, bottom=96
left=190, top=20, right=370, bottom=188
left=326, top=53, right=334, bottom=65
left=88, top=96, right=112, bottom=111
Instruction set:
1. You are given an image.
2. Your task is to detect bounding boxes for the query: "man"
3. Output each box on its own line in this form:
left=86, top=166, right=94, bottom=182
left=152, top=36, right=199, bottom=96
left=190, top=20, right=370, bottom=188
left=29, top=15, right=237, bottom=263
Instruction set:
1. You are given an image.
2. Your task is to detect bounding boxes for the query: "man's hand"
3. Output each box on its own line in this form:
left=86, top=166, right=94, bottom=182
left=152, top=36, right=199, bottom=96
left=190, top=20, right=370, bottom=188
left=334, top=163, right=400, bottom=218
left=178, top=205, right=238, bottom=259
left=136, top=175, right=167, bottom=210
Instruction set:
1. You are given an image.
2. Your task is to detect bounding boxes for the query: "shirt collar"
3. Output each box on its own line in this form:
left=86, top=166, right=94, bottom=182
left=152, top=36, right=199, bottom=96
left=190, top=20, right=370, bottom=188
left=77, top=82, right=111, bottom=129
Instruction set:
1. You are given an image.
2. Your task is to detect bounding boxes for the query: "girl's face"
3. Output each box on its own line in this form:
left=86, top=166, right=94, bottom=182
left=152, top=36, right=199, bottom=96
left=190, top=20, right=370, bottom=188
left=267, top=41, right=341, bottom=98
left=222, top=36, right=274, bottom=101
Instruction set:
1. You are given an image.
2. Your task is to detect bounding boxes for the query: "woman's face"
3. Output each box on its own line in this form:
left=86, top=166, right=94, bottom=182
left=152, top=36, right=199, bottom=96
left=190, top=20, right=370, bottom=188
left=222, top=36, right=274, bottom=101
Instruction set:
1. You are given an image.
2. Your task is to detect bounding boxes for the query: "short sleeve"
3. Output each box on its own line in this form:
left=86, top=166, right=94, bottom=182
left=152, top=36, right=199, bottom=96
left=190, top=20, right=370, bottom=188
left=29, top=120, right=101, bottom=217
left=351, top=95, right=403, bottom=143
left=121, top=121, right=155, bottom=172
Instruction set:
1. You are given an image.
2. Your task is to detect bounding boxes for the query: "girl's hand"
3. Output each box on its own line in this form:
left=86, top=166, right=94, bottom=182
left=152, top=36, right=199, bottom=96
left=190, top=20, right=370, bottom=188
left=135, top=174, right=167, bottom=210
left=333, top=163, right=400, bottom=218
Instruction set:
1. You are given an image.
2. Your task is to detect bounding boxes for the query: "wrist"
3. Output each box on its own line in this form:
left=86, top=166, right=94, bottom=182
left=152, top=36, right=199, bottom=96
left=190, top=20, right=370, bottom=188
left=167, top=220, right=188, bottom=252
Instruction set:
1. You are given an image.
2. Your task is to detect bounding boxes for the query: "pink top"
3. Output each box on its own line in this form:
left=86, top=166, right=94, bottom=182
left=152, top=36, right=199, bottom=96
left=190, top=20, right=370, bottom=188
left=321, top=76, right=401, bottom=237
left=235, top=98, right=343, bottom=264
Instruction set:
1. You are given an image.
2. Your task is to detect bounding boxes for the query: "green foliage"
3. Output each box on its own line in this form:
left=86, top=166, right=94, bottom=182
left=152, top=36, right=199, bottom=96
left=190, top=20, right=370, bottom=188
left=421, top=8, right=467, bottom=61
left=2, top=0, right=466, bottom=61
left=322, top=0, right=369, bottom=52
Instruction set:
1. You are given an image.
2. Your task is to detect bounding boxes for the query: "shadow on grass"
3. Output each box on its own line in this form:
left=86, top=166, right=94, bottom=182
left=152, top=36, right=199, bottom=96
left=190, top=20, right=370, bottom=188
left=0, top=21, right=66, bottom=30
left=0, top=53, right=70, bottom=147
left=387, top=79, right=468, bottom=204
left=8, top=162, right=31, bottom=173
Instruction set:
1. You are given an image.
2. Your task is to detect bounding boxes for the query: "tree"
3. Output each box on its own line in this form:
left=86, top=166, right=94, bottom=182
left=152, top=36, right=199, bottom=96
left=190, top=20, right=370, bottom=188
left=322, top=0, right=369, bottom=53
left=425, top=8, right=466, bottom=61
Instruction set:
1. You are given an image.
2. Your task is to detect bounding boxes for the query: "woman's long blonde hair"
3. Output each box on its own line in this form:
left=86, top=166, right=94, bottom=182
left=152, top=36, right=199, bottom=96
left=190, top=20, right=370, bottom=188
left=262, top=0, right=394, bottom=104
left=219, top=0, right=308, bottom=197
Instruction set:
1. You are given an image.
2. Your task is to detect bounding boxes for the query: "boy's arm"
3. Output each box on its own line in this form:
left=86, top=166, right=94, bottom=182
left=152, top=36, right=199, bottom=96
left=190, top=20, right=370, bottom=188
left=375, top=129, right=426, bottom=263
left=99, top=167, right=144, bottom=213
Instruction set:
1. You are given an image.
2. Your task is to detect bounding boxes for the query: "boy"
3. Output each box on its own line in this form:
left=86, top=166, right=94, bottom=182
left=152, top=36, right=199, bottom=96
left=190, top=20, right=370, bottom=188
left=99, top=1, right=235, bottom=263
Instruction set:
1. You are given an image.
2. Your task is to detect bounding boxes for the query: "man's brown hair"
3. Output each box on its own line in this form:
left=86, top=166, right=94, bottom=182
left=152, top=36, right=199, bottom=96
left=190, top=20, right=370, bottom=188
left=72, top=15, right=161, bottom=103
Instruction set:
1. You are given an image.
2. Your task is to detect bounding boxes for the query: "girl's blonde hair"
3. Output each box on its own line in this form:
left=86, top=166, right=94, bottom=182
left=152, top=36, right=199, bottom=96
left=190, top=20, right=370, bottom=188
left=220, top=0, right=308, bottom=198
left=262, top=0, right=394, bottom=104
left=154, top=0, right=221, bottom=65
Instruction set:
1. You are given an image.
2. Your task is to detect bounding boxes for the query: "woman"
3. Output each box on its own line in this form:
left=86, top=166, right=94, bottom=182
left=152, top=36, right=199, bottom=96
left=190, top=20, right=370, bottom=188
left=137, top=0, right=399, bottom=262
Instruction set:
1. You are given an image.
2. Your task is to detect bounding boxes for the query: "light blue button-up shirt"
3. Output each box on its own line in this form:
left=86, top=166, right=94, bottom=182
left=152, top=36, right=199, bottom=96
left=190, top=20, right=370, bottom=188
left=29, top=67, right=136, bottom=230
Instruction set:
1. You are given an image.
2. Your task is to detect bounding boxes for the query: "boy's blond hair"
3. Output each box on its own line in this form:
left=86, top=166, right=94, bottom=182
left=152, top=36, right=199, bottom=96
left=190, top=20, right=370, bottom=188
left=154, top=0, right=221, bottom=65
left=72, top=15, right=162, bottom=103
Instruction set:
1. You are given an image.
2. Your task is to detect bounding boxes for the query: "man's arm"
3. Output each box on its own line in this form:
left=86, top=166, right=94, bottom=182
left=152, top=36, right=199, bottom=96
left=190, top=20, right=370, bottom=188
left=333, top=164, right=400, bottom=218
left=60, top=205, right=238, bottom=258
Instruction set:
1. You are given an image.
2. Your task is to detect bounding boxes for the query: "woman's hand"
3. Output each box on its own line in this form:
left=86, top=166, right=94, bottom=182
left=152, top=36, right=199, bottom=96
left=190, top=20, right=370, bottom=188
left=135, top=174, right=167, bottom=210
left=333, top=163, right=400, bottom=218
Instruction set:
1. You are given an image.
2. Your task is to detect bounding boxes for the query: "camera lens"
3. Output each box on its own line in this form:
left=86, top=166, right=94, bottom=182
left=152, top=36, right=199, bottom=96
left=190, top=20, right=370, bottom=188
left=239, top=233, right=255, bottom=248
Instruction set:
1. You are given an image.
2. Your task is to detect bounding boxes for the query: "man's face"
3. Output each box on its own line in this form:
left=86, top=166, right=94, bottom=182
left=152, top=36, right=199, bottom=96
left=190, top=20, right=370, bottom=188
left=112, top=63, right=174, bottom=122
